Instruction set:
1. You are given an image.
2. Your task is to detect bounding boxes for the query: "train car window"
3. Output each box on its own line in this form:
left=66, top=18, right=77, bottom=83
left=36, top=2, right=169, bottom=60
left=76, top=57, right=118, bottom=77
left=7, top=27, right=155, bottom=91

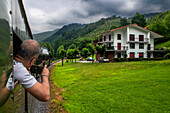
left=13, top=32, right=22, bottom=57
left=0, top=0, right=14, bottom=112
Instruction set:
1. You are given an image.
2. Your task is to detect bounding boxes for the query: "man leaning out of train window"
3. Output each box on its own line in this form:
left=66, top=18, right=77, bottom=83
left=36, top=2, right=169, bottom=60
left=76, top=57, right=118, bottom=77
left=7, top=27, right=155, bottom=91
left=14, top=39, right=50, bottom=102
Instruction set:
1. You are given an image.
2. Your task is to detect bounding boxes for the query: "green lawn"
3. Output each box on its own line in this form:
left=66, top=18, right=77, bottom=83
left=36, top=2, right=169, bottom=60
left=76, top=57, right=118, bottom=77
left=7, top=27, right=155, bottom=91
left=51, top=60, right=170, bottom=113
left=155, top=40, right=170, bottom=48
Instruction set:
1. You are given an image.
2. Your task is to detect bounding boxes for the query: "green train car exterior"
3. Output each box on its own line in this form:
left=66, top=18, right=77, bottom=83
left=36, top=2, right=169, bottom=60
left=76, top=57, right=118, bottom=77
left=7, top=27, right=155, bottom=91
left=0, top=0, right=33, bottom=112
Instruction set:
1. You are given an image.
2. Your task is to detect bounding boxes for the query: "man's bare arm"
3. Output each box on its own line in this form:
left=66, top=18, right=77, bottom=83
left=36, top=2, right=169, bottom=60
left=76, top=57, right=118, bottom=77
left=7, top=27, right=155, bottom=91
left=26, top=65, right=50, bottom=102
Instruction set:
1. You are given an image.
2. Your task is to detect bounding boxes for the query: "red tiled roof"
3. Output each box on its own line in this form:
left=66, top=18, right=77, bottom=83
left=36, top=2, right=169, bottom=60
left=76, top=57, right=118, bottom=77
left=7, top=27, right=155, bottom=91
left=110, top=23, right=138, bottom=32
left=102, top=23, right=164, bottom=38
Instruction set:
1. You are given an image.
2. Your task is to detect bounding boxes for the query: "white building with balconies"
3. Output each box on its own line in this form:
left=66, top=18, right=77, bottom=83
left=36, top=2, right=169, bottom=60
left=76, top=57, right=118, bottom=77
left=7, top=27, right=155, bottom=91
left=97, top=24, right=164, bottom=61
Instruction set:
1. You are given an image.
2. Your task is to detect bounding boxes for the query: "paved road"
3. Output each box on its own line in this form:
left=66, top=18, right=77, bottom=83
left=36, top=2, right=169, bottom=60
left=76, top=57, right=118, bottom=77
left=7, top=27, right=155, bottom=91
left=48, top=60, right=62, bottom=69
left=77, top=60, right=98, bottom=63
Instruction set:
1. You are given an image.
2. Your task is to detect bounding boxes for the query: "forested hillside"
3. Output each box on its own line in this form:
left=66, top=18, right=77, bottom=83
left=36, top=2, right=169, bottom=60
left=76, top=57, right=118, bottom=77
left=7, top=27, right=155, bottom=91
left=33, top=29, right=59, bottom=42
left=38, top=11, right=170, bottom=58
left=43, top=23, right=86, bottom=42
left=147, top=10, right=170, bottom=48
left=143, top=12, right=161, bottom=18
left=51, top=15, right=121, bottom=52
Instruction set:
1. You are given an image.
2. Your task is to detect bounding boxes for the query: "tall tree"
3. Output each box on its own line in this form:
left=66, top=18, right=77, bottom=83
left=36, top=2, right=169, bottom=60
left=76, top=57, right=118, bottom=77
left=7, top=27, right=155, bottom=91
left=78, top=38, right=92, bottom=50
left=59, top=49, right=66, bottom=66
left=120, top=18, right=130, bottom=27
left=87, top=44, right=95, bottom=63
left=56, top=45, right=64, bottom=59
left=131, top=12, right=146, bottom=27
left=45, top=42, right=54, bottom=59
left=66, top=49, right=74, bottom=62
left=95, top=44, right=106, bottom=57
left=95, top=44, right=107, bottom=63
left=68, top=44, right=76, bottom=49
left=73, top=48, right=79, bottom=63
left=81, top=48, right=89, bottom=60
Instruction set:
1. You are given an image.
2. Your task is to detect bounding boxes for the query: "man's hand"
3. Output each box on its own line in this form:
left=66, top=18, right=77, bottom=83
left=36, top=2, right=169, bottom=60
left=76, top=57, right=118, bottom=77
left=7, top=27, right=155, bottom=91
left=41, top=65, right=49, bottom=76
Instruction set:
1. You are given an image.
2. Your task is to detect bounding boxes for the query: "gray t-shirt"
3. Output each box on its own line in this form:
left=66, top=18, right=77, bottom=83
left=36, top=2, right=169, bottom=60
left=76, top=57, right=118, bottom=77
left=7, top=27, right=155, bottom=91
left=14, top=60, right=37, bottom=89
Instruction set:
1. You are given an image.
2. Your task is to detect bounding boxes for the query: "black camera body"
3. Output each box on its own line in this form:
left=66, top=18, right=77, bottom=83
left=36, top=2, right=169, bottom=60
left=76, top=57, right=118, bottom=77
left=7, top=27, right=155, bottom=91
left=30, top=48, right=50, bottom=74
left=30, top=65, right=43, bottom=74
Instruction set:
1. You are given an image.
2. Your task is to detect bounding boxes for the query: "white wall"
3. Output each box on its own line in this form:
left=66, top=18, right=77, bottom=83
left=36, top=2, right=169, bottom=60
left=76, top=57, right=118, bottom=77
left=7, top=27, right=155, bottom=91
left=102, top=26, right=155, bottom=58
left=126, top=27, right=150, bottom=58
left=129, top=27, right=147, bottom=39
left=113, top=29, right=127, bottom=47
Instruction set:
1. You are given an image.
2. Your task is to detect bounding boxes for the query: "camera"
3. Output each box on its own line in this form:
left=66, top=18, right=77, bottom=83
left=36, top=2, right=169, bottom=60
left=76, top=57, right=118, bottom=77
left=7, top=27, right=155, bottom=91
left=30, top=48, right=49, bottom=74
left=30, top=65, right=43, bottom=74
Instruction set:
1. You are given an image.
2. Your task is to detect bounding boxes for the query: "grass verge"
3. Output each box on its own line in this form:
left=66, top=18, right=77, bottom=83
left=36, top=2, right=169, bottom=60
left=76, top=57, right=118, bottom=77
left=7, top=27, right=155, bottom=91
left=51, top=60, right=170, bottom=113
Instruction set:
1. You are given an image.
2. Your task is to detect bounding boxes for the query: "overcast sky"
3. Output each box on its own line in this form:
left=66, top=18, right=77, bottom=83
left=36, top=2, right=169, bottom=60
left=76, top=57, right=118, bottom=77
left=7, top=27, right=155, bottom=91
left=23, top=0, right=170, bottom=34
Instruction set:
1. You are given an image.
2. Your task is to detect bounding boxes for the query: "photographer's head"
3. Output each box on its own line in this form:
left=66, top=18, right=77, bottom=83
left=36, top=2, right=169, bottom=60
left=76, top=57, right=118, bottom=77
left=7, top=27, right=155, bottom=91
left=16, top=39, right=40, bottom=69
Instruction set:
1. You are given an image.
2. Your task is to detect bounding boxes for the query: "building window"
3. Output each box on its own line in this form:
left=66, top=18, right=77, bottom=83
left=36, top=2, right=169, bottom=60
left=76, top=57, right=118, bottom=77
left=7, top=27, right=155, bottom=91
left=117, top=34, right=121, bottom=40
left=139, top=52, right=144, bottom=58
left=139, top=35, right=144, bottom=41
left=129, top=34, right=135, bottom=41
left=139, top=43, right=144, bottom=49
left=109, top=35, right=111, bottom=41
left=130, top=43, right=135, bottom=49
left=104, top=36, right=106, bottom=41
left=130, top=52, right=135, bottom=58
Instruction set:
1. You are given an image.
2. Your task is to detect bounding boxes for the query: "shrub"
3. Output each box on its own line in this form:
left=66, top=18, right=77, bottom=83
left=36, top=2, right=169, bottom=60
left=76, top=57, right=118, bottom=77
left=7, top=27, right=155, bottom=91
left=113, top=58, right=127, bottom=62
left=164, top=53, right=170, bottom=59
left=66, top=60, right=69, bottom=63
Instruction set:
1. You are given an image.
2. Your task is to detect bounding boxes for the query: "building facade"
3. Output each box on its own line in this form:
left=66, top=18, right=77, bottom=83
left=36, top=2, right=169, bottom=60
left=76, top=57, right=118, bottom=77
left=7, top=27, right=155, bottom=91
left=97, top=24, right=163, bottom=61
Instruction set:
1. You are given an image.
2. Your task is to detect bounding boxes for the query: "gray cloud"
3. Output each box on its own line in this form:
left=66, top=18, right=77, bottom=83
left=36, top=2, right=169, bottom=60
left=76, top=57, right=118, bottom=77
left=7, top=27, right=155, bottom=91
left=23, top=0, right=170, bottom=33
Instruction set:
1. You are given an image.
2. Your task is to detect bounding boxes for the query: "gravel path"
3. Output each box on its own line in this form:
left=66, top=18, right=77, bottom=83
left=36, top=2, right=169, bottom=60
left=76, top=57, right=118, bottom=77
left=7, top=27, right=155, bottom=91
left=31, top=60, right=61, bottom=113
left=31, top=96, right=49, bottom=113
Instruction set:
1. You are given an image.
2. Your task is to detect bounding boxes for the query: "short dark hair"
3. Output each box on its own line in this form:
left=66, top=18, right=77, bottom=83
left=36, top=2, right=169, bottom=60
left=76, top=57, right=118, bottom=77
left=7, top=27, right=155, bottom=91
left=17, top=39, right=40, bottom=61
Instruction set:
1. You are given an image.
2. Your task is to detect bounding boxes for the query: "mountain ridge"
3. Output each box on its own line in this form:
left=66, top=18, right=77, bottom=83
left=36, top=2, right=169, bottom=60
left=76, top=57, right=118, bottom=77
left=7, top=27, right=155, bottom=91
left=42, top=23, right=87, bottom=42
left=34, top=11, right=170, bottom=50
left=33, top=29, right=59, bottom=42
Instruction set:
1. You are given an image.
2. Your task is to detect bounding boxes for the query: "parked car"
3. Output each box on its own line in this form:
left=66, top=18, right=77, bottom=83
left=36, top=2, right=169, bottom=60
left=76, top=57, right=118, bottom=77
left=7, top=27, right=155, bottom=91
left=86, top=57, right=95, bottom=61
left=103, top=57, right=109, bottom=62
left=99, top=57, right=109, bottom=63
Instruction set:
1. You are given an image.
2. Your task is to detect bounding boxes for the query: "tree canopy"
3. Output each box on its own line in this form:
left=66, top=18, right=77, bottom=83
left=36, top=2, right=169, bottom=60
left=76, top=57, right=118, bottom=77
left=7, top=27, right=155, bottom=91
left=95, top=44, right=106, bottom=57
left=81, top=48, right=89, bottom=59
left=68, top=44, right=76, bottom=49
left=59, top=49, right=66, bottom=66
left=120, top=18, right=130, bottom=27
left=57, top=45, right=64, bottom=59
left=131, top=13, right=146, bottom=27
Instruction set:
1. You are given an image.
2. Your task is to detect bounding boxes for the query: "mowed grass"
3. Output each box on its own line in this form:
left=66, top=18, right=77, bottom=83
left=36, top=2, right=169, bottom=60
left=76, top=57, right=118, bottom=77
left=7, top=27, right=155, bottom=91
left=155, top=40, right=170, bottom=48
left=51, top=60, right=170, bottom=113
